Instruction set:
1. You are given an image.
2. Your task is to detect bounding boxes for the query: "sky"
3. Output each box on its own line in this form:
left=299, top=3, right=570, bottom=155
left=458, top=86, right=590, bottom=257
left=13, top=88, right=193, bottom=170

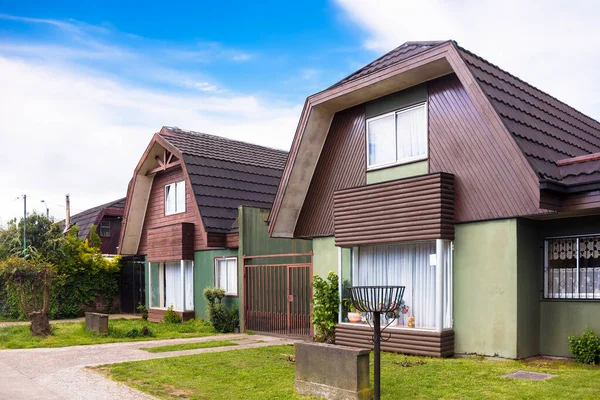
left=0, top=0, right=599, bottom=224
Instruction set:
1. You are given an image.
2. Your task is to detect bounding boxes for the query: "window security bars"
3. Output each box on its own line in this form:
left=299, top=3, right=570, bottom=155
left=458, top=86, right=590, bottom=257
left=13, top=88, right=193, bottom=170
left=544, top=236, right=600, bottom=300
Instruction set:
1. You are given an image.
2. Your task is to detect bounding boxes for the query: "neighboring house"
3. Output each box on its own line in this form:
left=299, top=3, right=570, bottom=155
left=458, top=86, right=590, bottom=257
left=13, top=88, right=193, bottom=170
left=68, top=198, right=126, bottom=256
left=119, top=127, right=311, bottom=327
left=268, top=40, right=600, bottom=358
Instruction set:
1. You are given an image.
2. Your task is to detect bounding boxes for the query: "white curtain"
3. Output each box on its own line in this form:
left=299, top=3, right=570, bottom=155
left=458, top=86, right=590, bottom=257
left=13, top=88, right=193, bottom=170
left=184, top=261, right=194, bottom=310
left=165, top=184, right=176, bottom=214
left=164, top=261, right=183, bottom=310
left=176, top=181, right=186, bottom=213
left=396, top=103, right=427, bottom=160
left=216, top=258, right=238, bottom=295
left=354, top=242, right=436, bottom=329
left=367, top=114, right=395, bottom=166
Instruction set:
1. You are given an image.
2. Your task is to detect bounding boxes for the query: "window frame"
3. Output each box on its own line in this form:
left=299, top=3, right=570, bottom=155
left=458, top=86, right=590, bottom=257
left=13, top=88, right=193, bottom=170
left=543, top=234, right=600, bottom=301
left=365, top=101, right=429, bottom=171
left=164, top=180, right=186, bottom=216
left=148, top=260, right=194, bottom=311
left=99, top=220, right=111, bottom=237
left=214, top=256, right=239, bottom=297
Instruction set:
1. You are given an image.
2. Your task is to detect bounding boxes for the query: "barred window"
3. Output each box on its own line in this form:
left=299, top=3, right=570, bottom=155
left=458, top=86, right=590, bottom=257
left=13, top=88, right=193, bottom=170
left=544, top=236, right=600, bottom=300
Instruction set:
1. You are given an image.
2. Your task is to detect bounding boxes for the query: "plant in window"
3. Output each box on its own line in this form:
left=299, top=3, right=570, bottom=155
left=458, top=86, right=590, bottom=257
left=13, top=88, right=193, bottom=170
left=163, top=305, right=182, bottom=324
left=342, top=297, right=361, bottom=323
left=203, top=287, right=238, bottom=333
left=311, top=271, right=339, bottom=343
left=568, top=329, right=600, bottom=364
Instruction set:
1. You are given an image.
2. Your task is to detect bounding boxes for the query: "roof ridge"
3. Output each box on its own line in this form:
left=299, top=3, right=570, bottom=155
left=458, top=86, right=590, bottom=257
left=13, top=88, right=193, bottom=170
left=456, top=43, right=600, bottom=132
left=164, top=126, right=289, bottom=155
left=328, top=40, right=451, bottom=89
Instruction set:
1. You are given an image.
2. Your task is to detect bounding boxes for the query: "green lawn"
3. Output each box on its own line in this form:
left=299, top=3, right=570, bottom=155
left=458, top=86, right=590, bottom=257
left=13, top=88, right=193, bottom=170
left=140, top=340, right=238, bottom=353
left=97, top=345, right=600, bottom=400
left=0, top=318, right=218, bottom=349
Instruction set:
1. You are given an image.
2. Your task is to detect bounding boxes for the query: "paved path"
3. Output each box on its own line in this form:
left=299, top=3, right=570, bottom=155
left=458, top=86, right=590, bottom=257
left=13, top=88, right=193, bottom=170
left=0, top=334, right=298, bottom=399
left=0, top=314, right=141, bottom=328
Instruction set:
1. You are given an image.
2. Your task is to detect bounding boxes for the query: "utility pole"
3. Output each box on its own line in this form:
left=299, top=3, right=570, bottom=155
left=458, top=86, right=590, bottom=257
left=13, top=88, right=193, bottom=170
left=22, top=194, right=27, bottom=255
left=40, top=200, right=49, bottom=218
left=65, top=194, right=71, bottom=230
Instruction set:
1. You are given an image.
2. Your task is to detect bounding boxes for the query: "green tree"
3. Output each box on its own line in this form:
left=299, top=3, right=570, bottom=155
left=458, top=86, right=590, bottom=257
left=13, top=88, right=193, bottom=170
left=0, top=212, right=63, bottom=260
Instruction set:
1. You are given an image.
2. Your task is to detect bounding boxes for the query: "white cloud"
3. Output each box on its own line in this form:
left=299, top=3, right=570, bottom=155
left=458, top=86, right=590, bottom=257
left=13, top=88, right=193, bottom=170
left=0, top=56, right=301, bottom=224
left=334, top=0, right=600, bottom=120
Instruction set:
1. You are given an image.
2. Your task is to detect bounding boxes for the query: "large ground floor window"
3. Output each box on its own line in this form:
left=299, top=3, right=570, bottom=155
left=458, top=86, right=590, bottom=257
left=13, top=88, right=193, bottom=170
left=347, top=239, right=452, bottom=331
left=149, top=260, right=194, bottom=311
left=545, top=235, right=600, bottom=299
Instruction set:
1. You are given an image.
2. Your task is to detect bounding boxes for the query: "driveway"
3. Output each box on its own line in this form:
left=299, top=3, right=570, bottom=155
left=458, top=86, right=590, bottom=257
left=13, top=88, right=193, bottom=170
left=0, top=334, right=297, bottom=399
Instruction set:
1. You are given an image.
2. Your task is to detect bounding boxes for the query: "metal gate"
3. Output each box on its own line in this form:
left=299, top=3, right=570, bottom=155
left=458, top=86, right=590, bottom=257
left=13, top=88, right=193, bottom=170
left=243, top=253, right=312, bottom=337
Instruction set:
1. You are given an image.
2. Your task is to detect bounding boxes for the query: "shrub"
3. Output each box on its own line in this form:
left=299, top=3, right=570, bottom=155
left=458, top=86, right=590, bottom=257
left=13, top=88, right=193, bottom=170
left=568, top=329, right=600, bottom=364
left=312, top=271, right=339, bottom=343
left=124, top=326, right=153, bottom=338
left=203, top=287, right=239, bottom=333
left=137, top=302, right=148, bottom=321
left=163, top=305, right=182, bottom=324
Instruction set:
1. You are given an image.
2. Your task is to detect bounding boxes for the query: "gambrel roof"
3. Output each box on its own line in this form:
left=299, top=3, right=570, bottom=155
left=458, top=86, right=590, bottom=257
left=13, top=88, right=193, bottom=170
left=159, top=127, right=287, bottom=233
left=269, top=40, right=600, bottom=237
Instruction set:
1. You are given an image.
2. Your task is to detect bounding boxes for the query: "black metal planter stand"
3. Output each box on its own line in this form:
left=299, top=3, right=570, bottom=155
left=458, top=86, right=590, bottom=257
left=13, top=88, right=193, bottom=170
left=349, top=286, right=405, bottom=400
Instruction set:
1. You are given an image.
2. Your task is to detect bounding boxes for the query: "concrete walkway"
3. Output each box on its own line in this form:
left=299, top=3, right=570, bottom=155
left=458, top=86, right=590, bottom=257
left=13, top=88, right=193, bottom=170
left=0, top=313, right=141, bottom=328
left=0, top=334, right=298, bottom=399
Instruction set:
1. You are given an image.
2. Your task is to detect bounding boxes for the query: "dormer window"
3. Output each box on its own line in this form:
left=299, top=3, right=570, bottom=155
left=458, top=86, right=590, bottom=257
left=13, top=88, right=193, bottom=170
left=366, top=102, right=428, bottom=169
left=165, top=181, right=186, bottom=215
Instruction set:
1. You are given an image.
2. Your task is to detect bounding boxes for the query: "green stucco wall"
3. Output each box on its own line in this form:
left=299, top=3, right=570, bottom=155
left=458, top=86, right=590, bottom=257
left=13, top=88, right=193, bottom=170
left=540, top=302, right=600, bottom=356
left=366, top=161, right=428, bottom=184
left=516, top=219, right=541, bottom=358
left=193, top=248, right=238, bottom=321
left=454, top=219, right=518, bottom=358
left=365, top=83, right=427, bottom=118
left=537, top=216, right=600, bottom=357
left=312, top=237, right=350, bottom=280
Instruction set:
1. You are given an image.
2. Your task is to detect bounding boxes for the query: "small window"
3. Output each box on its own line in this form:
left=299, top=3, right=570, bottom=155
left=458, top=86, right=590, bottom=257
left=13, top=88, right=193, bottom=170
left=544, top=236, right=600, bottom=300
left=100, top=221, right=111, bottom=237
left=165, top=181, right=186, bottom=215
left=215, top=257, right=238, bottom=296
left=367, top=102, right=427, bottom=169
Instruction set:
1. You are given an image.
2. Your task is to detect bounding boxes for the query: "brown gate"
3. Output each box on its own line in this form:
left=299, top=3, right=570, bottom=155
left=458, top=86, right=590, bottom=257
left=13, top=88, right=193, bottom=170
left=243, top=253, right=313, bottom=337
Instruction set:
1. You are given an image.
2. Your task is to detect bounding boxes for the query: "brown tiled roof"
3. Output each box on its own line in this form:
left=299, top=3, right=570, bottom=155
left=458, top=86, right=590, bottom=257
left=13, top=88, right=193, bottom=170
left=69, top=198, right=125, bottom=239
left=159, top=127, right=287, bottom=233
left=334, top=40, right=600, bottom=187
left=330, top=41, right=447, bottom=89
left=456, top=45, right=600, bottom=186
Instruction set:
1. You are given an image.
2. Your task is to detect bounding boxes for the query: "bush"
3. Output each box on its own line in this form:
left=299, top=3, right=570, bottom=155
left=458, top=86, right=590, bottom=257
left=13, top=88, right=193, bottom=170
left=203, top=287, right=239, bottom=333
left=568, top=329, right=600, bottom=364
left=137, top=302, right=148, bottom=321
left=164, top=305, right=182, bottom=324
left=124, top=326, right=153, bottom=338
left=312, top=271, right=339, bottom=343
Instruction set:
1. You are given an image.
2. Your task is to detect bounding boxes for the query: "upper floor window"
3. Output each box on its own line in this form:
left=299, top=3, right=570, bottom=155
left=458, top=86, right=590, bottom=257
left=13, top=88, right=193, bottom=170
left=366, top=102, right=427, bottom=169
left=165, top=181, right=186, bottom=216
left=100, top=221, right=111, bottom=237
left=544, top=235, right=600, bottom=300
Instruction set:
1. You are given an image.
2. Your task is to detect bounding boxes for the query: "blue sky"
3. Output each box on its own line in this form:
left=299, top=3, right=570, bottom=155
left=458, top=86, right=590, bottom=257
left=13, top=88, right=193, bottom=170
left=1, top=0, right=599, bottom=222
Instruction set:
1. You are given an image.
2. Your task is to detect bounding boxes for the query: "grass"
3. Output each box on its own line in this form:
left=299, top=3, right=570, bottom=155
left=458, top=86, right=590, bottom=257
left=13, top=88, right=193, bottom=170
left=140, top=340, right=238, bottom=353
left=97, top=345, right=600, bottom=400
left=0, top=318, right=218, bottom=349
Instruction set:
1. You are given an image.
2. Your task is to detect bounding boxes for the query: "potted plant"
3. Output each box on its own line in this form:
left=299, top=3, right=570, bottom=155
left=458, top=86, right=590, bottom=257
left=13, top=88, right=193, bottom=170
left=342, top=298, right=362, bottom=323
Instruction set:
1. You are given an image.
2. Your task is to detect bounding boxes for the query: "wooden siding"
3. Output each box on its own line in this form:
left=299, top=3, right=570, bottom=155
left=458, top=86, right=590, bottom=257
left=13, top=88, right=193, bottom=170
left=428, top=73, right=541, bottom=222
left=137, top=167, right=206, bottom=255
left=148, top=308, right=195, bottom=323
left=333, top=173, right=454, bottom=246
left=99, top=215, right=122, bottom=255
left=336, top=324, right=454, bottom=357
left=147, top=222, right=194, bottom=262
left=294, top=105, right=366, bottom=237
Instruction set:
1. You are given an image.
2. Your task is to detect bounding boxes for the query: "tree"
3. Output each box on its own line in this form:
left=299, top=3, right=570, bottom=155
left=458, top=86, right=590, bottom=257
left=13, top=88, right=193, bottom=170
left=0, top=212, right=63, bottom=260
left=0, top=257, right=54, bottom=336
